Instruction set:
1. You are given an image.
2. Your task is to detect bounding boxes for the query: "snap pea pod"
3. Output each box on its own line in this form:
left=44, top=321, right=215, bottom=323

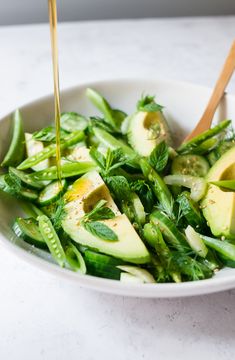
left=150, top=210, right=189, bottom=252
left=93, top=127, right=140, bottom=168
left=86, top=88, right=117, bottom=129
left=65, top=242, right=86, bottom=273
left=200, top=234, right=235, bottom=261
left=178, top=120, right=231, bottom=154
left=9, top=167, right=44, bottom=190
left=1, top=110, right=25, bottom=167
left=17, top=130, right=84, bottom=170
left=143, top=223, right=181, bottom=283
left=28, top=161, right=97, bottom=181
left=140, top=159, right=174, bottom=218
left=38, top=215, right=66, bottom=267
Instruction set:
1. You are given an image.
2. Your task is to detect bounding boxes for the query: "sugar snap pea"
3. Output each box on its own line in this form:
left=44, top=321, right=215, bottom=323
left=38, top=215, right=66, bottom=267
left=17, top=130, right=84, bottom=170
left=29, top=161, right=97, bottom=181
left=178, top=120, right=231, bottom=154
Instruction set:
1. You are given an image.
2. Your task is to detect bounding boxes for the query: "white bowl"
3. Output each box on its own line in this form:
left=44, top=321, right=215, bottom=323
left=0, top=78, right=235, bottom=298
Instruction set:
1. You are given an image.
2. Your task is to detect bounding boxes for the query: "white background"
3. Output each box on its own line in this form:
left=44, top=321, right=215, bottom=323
left=0, top=0, right=235, bottom=25
left=0, top=16, right=235, bottom=359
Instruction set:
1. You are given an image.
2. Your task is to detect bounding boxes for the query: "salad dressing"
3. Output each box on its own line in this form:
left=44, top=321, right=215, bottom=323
left=48, top=0, right=62, bottom=184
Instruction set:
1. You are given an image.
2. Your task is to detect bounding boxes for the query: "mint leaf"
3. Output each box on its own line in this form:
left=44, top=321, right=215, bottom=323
left=105, top=175, right=131, bottom=201
left=4, top=172, right=22, bottom=195
left=137, top=94, right=164, bottom=113
left=33, top=126, right=68, bottom=142
left=149, top=141, right=169, bottom=172
left=83, top=221, right=118, bottom=241
left=130, top=180, right=154, bottom=213
left=83, top=199, right=116, bottom=222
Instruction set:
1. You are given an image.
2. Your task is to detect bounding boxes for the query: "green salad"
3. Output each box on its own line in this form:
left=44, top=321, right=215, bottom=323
left=1, top=88, right=235, bottom=284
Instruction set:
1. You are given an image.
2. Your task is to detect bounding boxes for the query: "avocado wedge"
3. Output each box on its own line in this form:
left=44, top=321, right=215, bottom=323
left=202, top=146, right=235, bottom=239
left=127, top=111, right=171, bottom=156
left=62, top=171, right=150, bottom=264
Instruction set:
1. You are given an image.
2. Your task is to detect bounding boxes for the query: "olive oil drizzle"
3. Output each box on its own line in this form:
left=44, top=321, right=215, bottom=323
left=48, top=0, right=62, bottom=185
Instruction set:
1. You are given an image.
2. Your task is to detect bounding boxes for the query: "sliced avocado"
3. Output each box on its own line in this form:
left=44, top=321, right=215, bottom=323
left=62, top=171, right=150, bottom=264
left=127, top=111, right=171, bottom=156
left=201, top=146, right=235, bottom=239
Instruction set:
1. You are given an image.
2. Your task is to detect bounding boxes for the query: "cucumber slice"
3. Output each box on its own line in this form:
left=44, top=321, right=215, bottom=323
left=177, top=191, right=206, bottom=231
left=13, top=217, right=46, bottom=248
left=38, top=179, right=67, bottom=206
left=185, top=225, right=208, bottom=258
left=1, top=110, right=25, bottom=167
left=164, top=174, right=207, bottom=202
left=84, top=250, right=123, bottom=280
left=117, top=265, right=155, bottom=283
left=172, top=154, right=210, bottom=177
left=60, top=112, right=88, bottom=132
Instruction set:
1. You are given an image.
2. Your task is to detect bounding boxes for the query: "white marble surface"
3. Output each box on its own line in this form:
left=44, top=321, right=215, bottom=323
left=0, top=16, right=235, bottom=359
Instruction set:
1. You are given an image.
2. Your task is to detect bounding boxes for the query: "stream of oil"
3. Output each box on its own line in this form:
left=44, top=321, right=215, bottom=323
left=48, top=0, right=62, bottom=185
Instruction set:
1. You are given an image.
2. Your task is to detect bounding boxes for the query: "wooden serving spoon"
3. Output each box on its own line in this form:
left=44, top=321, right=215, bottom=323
left=184, top=40, right=235, bottom=142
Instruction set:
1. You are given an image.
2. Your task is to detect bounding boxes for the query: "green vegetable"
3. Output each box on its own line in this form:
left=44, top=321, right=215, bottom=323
left=84, top=250, right=123, bottom=280
left=38, top=215, right=66, bottom=267
left=149, top=141, right=169, bottom=172
left=29, top=161, right=96, bottom=181
left=178, top=120, right=231, bottom=154
left=185, top=225, right=208, bottom=258
left=209, top=180, right=235, bottom=191
left=32, top=126, right=68, bottom=142
left=86, top=88, right=118, bottom=130
left=17, top=130, right=84, bottom=170
left=150, top=210, right=189, bottom=252
left=12, top=217, right=46, bottom=248
left=92, top=127, right=139, bottom=168
left=60, top=112, right=88, bottom=132
left=65, top=242, right=86, bottom=273
left=177, top=191, right=206, bottom=231
left=137, top=94, right=164, bottom=113
left=171, top=154, right=210, bottom=177
left=164, top=174, right=207, bottom=202
left=140, top=159, right=174, bottom=219
left=38, top=179, right=67, bottom=206
left=9, top=167, right=43, bottom=190
left=1, top=110, right=25, bottom=167
left=200, top=234, right=235, bottom=261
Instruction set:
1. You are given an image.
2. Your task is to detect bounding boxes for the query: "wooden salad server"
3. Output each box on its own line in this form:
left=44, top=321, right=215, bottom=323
left=184, top=40, right=235, bottom=142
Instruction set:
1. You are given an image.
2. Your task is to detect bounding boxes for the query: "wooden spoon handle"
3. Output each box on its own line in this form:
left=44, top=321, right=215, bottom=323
left=184, top=41, right=235, bottom=142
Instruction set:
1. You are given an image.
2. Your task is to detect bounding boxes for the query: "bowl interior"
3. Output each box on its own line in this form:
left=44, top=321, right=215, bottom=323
left=0, top=78, right=235, bottom=297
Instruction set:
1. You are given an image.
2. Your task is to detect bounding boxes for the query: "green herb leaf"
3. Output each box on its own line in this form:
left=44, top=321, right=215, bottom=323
left=130, top=180, right=154, bottom=213
left=137, top=94, right=164, bottom=113
left=105, top=175, right=131, bottom=201
left=89, top=116, right=117, bottom=133
left=33, top=126, right=68, bottom=142
left=83, top=199, right=116, bottom=222
left=51, top=198, right=66, bottom=231
left=83, top=221, right=118, bottom=241
left=149, top=141, right=169, bottom=172
left=4, top=172, right=22, bottom=194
